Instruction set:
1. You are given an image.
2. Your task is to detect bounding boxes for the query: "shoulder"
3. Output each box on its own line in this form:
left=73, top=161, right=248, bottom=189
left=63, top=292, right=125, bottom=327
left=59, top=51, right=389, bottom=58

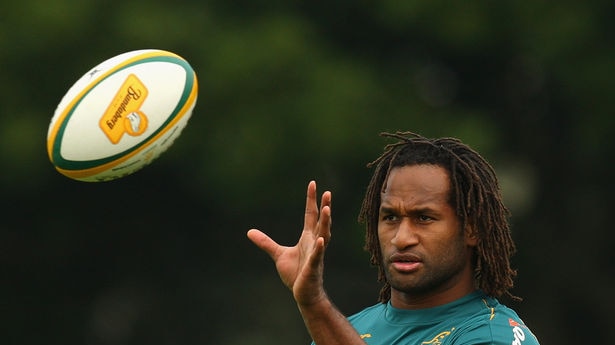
left=450, top=298, right=541, bottom=345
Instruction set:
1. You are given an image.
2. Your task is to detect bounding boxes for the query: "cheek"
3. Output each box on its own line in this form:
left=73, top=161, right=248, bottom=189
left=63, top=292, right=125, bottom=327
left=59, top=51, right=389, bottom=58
left=432, top=234, right=473, bottom=263
left=420, top=230, right=465, bottom=257
left=377, top=229, right=392, bottom=252
left=377, top=227, right=394, bottom=245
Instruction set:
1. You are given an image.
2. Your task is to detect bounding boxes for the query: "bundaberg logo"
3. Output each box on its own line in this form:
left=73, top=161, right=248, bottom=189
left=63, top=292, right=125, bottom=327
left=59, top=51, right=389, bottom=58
left=99, top=73, right=149, bottom=144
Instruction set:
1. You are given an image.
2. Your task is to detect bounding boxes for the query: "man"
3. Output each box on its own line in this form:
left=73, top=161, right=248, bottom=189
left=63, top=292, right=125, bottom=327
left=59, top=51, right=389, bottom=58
left=247, top=131, right=541, bottom=344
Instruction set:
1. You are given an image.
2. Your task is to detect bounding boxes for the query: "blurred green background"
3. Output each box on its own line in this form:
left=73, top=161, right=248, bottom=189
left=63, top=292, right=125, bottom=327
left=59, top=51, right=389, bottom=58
left=2, top=1, right=613, bottom=344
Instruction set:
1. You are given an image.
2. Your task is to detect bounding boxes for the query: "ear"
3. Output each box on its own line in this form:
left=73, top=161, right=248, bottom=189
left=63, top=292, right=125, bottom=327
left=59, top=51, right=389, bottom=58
left=464, top=225, right=478, bottom=247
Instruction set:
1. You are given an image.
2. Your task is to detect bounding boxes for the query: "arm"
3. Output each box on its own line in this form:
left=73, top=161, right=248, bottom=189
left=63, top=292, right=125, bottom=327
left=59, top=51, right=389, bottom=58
left=298, top=291, right=366, bottom=345
left=247, top=181, right=366, bottom=345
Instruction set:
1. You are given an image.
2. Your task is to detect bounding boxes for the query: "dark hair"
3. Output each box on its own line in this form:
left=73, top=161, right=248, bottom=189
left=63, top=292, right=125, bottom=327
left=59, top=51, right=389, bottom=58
left=358, top=131, right=519, bottom=302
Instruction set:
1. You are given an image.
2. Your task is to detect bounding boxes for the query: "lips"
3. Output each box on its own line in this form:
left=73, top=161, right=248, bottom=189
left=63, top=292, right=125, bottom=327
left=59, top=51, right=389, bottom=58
left=389, top=252, right=422, bottom=273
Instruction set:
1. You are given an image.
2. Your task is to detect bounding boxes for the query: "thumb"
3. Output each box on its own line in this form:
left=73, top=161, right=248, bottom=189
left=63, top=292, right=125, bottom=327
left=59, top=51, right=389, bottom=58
left=247, top=229, right=281, bottom=261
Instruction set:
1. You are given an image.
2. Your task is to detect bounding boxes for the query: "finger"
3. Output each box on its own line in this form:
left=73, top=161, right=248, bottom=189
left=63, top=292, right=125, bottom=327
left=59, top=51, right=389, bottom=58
left=315, top=191, right=331, bottom=243
left=308, top=236, right=326, bottom=272
left=318, top=205, right=332, bottom=245
left=320, top=190, right=332, bottom=210
left=247, top=229, right=282, bottom=261
left=303, top=181, right=319, bottom=233
left=319, top=190, right=332, bottom=237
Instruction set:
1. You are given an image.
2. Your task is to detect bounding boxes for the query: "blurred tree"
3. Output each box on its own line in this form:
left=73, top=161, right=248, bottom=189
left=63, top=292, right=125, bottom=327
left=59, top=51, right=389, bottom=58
left=1, top=0, right=613, bottom=344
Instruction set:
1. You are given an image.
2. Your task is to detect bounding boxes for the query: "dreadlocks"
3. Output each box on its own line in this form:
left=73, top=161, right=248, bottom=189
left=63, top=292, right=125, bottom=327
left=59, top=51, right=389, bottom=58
left=358, top=131, right=519, bottom=303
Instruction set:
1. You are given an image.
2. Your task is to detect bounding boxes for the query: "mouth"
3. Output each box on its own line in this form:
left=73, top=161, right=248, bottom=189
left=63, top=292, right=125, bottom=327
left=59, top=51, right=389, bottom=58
left=389, top=253, right=422, bottom=273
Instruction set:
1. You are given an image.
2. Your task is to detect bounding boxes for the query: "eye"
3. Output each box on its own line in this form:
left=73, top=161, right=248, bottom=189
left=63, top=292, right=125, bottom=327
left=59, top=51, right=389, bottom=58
left=381, top=214, right=399, bottom=222
left=417, top=214, right=434, bottom=223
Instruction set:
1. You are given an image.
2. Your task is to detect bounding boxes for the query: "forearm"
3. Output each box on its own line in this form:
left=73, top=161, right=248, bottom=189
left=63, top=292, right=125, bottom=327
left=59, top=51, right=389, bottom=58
left=298, top=296, right=366, bottom=345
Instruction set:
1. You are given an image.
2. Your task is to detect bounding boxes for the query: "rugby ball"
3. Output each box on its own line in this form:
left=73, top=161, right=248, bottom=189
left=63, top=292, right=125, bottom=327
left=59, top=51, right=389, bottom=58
left=47, top=49, right=198, bottom=182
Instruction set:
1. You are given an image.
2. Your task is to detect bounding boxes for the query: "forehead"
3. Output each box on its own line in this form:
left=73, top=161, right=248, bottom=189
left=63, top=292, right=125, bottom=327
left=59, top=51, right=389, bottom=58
left=381, top=164, right=451, bottom=206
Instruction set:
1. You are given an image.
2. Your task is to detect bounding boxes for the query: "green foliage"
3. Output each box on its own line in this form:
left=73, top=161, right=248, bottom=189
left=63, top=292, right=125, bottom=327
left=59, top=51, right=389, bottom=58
left=1, top=1, right=613, bottom=344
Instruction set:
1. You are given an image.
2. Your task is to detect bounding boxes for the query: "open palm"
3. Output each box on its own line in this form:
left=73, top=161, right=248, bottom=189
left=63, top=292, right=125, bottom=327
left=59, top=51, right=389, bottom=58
left=247, top=181, right=332, bottom=305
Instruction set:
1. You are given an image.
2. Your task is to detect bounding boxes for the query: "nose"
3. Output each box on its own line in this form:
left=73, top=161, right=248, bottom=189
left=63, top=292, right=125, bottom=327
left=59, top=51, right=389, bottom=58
left=390, top=218, right=419, bottom=249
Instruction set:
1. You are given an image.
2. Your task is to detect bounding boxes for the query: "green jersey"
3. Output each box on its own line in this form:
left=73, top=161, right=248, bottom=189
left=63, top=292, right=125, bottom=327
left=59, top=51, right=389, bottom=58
left=316, top=291, right=540, bottom=345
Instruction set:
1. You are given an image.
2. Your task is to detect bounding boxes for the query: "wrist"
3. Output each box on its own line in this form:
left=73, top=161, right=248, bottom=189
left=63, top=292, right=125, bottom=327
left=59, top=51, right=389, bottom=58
left=296, top=290, right=330, bottom=311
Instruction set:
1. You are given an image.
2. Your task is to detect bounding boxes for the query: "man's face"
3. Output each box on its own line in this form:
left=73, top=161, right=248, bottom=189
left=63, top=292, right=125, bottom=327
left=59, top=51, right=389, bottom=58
left=378, top=164, right=477, bottom=307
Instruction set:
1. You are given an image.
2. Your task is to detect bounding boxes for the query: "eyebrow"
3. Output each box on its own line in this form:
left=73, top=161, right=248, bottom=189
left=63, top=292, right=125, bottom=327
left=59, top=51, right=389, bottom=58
left=379, top=205, right=438, bottom=216
left=379, top=205, right=397, bottom=213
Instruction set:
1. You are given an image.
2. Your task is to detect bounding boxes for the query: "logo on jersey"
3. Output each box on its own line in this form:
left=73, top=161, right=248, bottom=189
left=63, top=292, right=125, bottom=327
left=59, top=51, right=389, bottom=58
left=509, top=318, right=528, bottom=345
left=422, top=327, right=455, bottom=344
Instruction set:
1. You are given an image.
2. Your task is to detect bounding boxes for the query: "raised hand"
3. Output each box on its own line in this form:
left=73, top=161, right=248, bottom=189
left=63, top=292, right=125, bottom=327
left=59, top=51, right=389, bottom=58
left=247, top=180, right=332, bottom=306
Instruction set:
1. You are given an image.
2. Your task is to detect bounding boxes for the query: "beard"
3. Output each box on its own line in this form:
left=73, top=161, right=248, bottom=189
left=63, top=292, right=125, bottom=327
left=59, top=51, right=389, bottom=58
left=383, top=240, right=474, bottom=297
